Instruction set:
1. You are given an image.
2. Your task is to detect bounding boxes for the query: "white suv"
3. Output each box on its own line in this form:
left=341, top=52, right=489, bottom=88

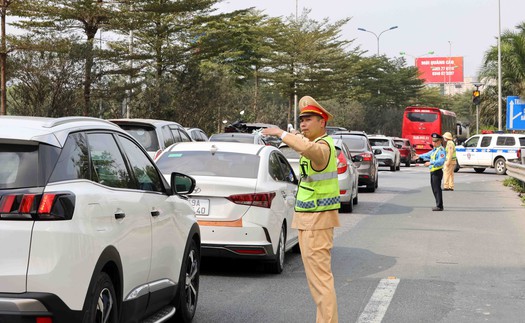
left=368, top=135, right=401, bottom=171
left=455, top=133, right=525, bottom=174
left=0, top=116, right=200, bottom=322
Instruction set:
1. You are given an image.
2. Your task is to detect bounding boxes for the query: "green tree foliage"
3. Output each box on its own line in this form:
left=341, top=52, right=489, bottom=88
left=107, top=0, right=221, bottom=119
left=8, top=45, right=84, bottom=116
left=3, top=1, right=434, bottom=137
left=263, top=10, right=354, bottom=124
left=10, top=0, right=114, bottom=116
left=479, top=22, right=525, bottom=128
left=353, top=56, right=424, bottom=136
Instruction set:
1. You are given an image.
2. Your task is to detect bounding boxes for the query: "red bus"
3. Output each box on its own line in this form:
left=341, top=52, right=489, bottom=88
left=401, top=106, right=457, bottom=155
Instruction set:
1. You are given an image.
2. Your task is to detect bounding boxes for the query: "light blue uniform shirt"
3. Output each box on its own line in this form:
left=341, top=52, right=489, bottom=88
left=419, top=146, right=446, bottom=170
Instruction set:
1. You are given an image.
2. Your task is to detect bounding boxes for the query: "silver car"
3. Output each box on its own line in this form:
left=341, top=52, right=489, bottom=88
left=109, top=118, right=193, bottom=159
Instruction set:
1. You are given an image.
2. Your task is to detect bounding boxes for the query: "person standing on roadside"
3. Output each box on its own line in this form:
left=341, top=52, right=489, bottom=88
left=442, top=131, right=456, bottom=191
left=413, top=133, right=446, bottom=211
left=262, top=95, right=340, bottom=323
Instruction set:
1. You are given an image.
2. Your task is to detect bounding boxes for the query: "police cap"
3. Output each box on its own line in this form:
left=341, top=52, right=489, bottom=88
left=431, top=133, right=443, bottom=140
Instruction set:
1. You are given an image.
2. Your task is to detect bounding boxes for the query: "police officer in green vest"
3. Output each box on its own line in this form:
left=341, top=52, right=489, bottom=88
left=262, top=95, right=340, bottom=323
left=414, top=133, right=447, bottom=211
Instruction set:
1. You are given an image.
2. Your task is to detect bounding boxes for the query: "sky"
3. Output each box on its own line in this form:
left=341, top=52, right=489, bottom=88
left=214, top=0, right=525, bottom=79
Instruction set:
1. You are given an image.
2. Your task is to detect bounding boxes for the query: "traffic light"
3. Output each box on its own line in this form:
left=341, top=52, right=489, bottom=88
left=472, top=90, right=481, bottom=105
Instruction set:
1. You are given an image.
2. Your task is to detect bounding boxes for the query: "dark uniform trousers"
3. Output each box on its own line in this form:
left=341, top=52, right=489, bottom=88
left=431, top=169, right=443, bottom=209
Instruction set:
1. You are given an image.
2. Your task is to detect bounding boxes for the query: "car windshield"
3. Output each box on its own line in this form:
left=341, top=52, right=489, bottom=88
left=369, top=139, right=389, bottom=147
left=0, top=144, right=39, bottom=189
left=156, top=150, right=260, bottom=178
left=117, top=125, right=160, bottom=151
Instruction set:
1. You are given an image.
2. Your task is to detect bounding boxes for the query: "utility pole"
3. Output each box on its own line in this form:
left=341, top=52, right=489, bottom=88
left=0, top=0, right=9, bottom=116
left=293, top=0, right=298, bottom=130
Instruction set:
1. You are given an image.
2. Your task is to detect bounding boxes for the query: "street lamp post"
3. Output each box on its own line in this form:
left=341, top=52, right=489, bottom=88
left=497, top=0, right=502, bottom=131
left=358, top=26, right=398, bottom=56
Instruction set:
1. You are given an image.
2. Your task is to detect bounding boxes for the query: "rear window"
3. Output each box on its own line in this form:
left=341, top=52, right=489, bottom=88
left=406, top=112, right=438, bottom=122
left=0, top=144, right=39, bottom=189
left=117, top=125, right=160, bottom=151
left=209, top=134, right=255, bottom=144
left=495, top=136, right=515, bottom=146
left=394, top=139, right=407, bottom=147
left=156, top=151, right=260, bottom=178
left=333, top=136, right=366, bottom=150
left=520, top=137, right=525, bottom=146
left=279, top=146, right=300, bottom=159
left=369, top=139, right=390, bottom=147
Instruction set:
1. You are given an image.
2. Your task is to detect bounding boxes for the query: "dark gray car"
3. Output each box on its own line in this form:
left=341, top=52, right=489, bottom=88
left=331, top=132, right=380, bottom=192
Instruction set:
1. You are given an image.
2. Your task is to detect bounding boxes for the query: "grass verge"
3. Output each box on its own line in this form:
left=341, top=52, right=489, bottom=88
left=503, top=177, right=525, bottom=205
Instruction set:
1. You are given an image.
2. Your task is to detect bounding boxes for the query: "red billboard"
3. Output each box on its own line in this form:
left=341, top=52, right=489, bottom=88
left=415, top=56, right=464, bottom=84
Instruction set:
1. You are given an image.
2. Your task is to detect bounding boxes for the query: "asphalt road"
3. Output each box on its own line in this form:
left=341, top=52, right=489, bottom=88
left=193, top=165, right=525, bottom=323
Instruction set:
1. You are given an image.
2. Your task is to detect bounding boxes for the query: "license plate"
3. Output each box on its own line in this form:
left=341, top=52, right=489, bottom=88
left=416, top=144, right=424, bottom=149
left=189, top=199, right=209, bottom=216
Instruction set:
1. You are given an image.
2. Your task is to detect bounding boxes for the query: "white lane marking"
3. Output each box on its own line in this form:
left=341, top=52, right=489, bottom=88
left=357, top=277, right=400, bottom=323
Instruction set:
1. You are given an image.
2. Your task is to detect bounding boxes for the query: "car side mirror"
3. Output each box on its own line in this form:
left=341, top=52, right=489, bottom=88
left=352, top=155, right=363, bottom=162
left=170, top=172, right=196, bottom=195
left=374, top=149, right=382, bottom=155
left=395, top=144, right=402, bottom=149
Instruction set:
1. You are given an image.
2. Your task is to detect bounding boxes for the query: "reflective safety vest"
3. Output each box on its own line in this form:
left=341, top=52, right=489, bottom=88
left=430, top=146, right=445, bottom=172
left=295, top=135, right=340, bottom=212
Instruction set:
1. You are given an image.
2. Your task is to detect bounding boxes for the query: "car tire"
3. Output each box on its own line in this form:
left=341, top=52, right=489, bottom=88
left=340, top=200, right=353, bottom=213
left=474, top=167, right=486, bottom=173
left=353, top=192, right=358, bottom=205
left=494, top=157, right=507, bottom=175
left=366, top=182, right=376, bottom=192
left=390, top=164, right=396, bottom=171
left=292, top=242, right=301, bottom=253
left=174, top=239, right=200, bottom=322
left=405, top=161, right=410, bottom=167
left=268, top=225, right=286, bottom=274
left=83, top=272, right=118, bottom=323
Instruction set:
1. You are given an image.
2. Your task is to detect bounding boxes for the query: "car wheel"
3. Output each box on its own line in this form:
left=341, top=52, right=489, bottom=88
left=474, top=167, right=486, bottom=173
left=174, top=239, right=200, bottom=322
left=83, top=272, right=118, bottom=323
left=405, top=160, right=411, bottom=167
left=268, top=225, right=286, bottom=274
left=353, top=191, right=358, bottom=205
left=366, top=182, right=376, bottom=192
left=340, top=200, right=353, bottom=213
left=454, top=162, right=460, bottom=173
left=390, top=163, right=396, bottom=171
left=494, top=157, right=507, bottom=175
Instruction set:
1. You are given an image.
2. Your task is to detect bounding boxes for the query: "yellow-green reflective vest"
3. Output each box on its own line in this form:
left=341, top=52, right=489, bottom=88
left=430, top=146, right=445, bottom=172
left=295, top=135, right=340, bottom=212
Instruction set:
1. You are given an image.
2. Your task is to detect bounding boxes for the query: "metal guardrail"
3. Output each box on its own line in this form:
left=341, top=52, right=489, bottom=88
left=506, top=161, right=525, bottom=183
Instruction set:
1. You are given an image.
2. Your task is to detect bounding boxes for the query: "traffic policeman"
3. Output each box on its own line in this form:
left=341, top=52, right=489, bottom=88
left=442, top=131, right=456, bottom=191
left=414, top=133, right=446, bottom=211
left=262, top=95, right=340, bottom=323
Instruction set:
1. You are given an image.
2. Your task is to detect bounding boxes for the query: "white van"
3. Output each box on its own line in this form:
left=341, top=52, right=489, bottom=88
left=455, top=133, right=525, bottom=174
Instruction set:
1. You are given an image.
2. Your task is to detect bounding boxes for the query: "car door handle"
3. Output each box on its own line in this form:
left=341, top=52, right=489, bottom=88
left=114, top=212, right=126, bottom=219
left=151, top=210, right=160, bottom=217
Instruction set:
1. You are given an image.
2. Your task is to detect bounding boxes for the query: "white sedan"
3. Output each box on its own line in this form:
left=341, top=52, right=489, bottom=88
left=156, top=142, right=299, bottom=274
